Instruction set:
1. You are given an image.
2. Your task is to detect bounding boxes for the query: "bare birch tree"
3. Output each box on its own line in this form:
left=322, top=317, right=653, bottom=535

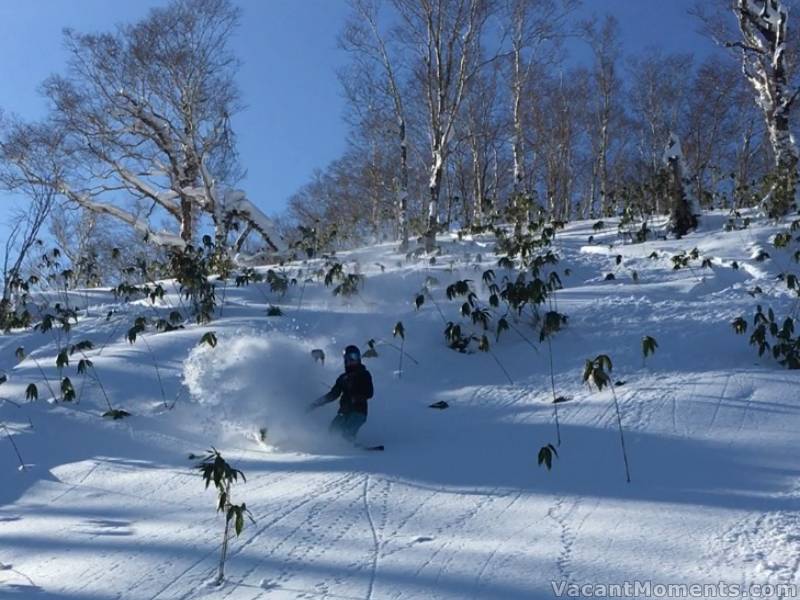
left=392, top=0, right=492, bottom=251
left=341, top=0, right=414, bottom=249
left=683, top=57, right=751, bottom=208
left=529, top=69, right=588, bottom=221
left=664, top=134, right=700, bottom=236
left=460, top=63, right=505, bottom=226
left=732, top=0, right=799, bottom=213
left=502, top=0, right=576, bottom=230
left=628, top=51, right=694, bottom=214
left=695, top=0, right=800, bottom=214
left=583, top=15, right=623, bottom=218
left=0, top=119, right=58, bottom=325
left=24, top=0, right=281, bottom=254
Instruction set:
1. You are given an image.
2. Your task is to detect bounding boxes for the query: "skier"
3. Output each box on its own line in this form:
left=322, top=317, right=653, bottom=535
left=308, top=345, right=374, bottom=442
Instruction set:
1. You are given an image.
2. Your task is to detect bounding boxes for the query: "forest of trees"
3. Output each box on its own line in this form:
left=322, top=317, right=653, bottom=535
left=289, top=0, right=800, bottom=249
left=0, top=0, right=798, bottom=297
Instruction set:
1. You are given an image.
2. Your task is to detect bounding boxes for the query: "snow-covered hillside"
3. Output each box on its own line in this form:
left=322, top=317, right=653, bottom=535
left=2, top=212, right=800, bottom=599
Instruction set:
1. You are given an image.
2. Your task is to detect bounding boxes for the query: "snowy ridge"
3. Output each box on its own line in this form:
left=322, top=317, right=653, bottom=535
left=1, top=211, right=800, bottom=599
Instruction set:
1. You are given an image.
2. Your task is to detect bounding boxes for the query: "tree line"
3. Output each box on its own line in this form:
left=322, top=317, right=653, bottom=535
left=0, top=0, right=797, bottom=301
left=287, top=0, right=799, bottom=249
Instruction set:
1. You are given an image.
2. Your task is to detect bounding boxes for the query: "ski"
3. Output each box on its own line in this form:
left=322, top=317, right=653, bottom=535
left=358, top=444, right=384, bottom=451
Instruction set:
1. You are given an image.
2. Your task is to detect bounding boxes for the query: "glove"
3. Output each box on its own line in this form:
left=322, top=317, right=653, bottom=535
left=307, top=396, right=326, bottom=412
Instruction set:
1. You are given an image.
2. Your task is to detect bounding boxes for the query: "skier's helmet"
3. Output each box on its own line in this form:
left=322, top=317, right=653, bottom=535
left=343, top=345, right=361, bottom=367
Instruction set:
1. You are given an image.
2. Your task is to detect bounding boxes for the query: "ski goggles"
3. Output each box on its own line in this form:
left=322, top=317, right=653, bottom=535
left=344, top=350, right=361, bottom=362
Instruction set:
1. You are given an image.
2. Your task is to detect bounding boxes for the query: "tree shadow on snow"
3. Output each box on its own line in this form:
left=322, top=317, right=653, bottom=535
left=236, top=399, right=800, bottom=515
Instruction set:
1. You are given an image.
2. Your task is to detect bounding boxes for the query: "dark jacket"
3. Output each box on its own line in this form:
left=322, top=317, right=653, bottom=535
left=322, top=364, right=374, bottom=416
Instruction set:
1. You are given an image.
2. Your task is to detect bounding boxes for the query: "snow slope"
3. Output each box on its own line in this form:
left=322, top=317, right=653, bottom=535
left=1, top=211, right=800, bottom=599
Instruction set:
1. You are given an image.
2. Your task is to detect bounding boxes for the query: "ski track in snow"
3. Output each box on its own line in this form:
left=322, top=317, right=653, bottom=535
left=706, top=502, right=800, bottom=595
left=363, top=474, right=381, bottom=600
left=115, top=470, right=357, bottom=599
left=204, top=473, right=364, bottom=599
left=708, top=373, right=732, bottom=430
left=470, top=489, right=529, bottom=598
left=4, top=211, right=800, bottom=598
left=48, top=459, right=104, bottom=504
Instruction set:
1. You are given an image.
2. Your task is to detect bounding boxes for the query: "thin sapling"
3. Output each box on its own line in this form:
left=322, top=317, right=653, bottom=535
left=393, top=321, right=405, bottom=378
left=2, top=422, right=27, bottom=471
left=541, top=311, right=569, bottom=446
left=195, top=448, right=254, bottom=586
left=583, top=354, right=631, bottom=483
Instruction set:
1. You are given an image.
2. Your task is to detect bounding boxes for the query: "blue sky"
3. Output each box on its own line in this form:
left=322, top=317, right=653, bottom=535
left=0, top=0, right=716, bottom=226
